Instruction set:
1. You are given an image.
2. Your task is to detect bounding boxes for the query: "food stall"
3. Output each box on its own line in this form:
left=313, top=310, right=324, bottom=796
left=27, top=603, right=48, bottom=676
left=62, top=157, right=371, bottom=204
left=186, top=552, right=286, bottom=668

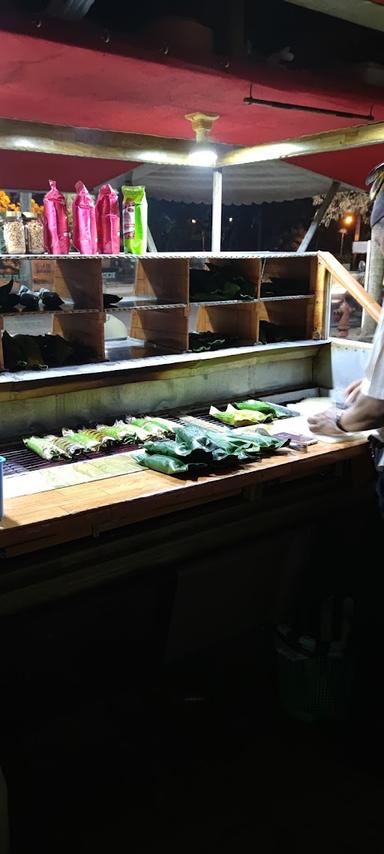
left=0, top=16, right=383, bottom=655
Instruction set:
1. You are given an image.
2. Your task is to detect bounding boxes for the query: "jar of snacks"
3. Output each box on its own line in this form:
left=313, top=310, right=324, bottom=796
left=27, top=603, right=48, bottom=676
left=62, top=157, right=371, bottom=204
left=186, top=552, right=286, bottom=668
left=3, top=212, right=26, bottom=254
left=24, top=213, right=44, bottom=254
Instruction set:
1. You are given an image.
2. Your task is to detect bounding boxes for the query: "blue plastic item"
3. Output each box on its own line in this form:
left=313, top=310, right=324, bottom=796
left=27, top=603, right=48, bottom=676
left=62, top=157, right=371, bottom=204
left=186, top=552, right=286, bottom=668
left=0, top=456, right=5, bottom=520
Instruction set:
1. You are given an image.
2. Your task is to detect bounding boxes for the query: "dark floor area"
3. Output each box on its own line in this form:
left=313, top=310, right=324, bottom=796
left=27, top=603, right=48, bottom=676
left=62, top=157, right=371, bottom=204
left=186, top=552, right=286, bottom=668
left=2, top=625, right=384, bottom=854
left=1, top=502, right=384, bottom=853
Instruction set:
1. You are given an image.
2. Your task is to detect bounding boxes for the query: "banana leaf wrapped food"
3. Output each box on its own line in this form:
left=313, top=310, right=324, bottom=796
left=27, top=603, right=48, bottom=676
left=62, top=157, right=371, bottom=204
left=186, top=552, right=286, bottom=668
left=49, top=435, right=85, bottom=458
left=129, top=416, right=176, bottom=438
left=23, top=435, right=65, bottom=460
left=131, top=451, right=190, bottom=475
left=209, top=404, right=272, bottom=427
left=62, top=428, right=102, bottom=453
left=234, top=399, right=293, bottom=418
left=0, top=279, right=20, bottom=311
left=2, top=331, right=48, bottom=371
left=96, top=422, right=138, bottom=444
left=228, top=428, right=289, bottom=452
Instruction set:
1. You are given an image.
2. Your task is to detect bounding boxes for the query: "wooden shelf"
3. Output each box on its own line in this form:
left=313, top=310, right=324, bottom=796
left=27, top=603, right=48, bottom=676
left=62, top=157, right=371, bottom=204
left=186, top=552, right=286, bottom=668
left=0, top=252, right=330, bottom=373
left=0, top=308, right=100, bottom=316
left=107, top=301, right=187, bottom=311
left=261, top=295, right=314, bottom=303
left=1, top=252, right=320, bottom=261
left=190, top=299, right=256, bottom=307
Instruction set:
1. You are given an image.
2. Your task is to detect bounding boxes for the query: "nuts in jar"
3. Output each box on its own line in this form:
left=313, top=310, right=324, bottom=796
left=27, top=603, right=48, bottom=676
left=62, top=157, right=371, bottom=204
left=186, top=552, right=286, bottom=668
left=25, top=214, right=44, bottom=254
left=3, top=213, right=26, bottom=255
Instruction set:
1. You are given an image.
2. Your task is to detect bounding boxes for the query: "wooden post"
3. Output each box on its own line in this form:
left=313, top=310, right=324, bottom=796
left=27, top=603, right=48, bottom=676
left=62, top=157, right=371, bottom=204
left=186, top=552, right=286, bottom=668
left=298, top=181, right=340, bottom=253
left=211, top=168, right=223, bottom=252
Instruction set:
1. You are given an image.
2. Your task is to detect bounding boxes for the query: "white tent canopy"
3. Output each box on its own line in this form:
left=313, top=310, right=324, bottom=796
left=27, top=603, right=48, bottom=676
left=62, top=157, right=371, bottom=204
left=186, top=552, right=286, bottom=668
left=128, top=160, right=354, bottom=205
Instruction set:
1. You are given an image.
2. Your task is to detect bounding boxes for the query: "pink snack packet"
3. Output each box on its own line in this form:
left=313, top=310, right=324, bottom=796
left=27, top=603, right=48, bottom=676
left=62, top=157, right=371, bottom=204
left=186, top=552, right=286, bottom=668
left=72, top=181, right=97, bottom=254
left=43, top=180, right=70, bottom=255
left=95, top=184, right=120, bottom=254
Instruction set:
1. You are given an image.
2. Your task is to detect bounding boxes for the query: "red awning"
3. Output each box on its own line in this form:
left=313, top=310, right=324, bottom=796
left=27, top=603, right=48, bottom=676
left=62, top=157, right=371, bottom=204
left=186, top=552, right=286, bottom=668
left=293, top=146, right=384, bottom=190
left=0, top=24, right=383, bottom=192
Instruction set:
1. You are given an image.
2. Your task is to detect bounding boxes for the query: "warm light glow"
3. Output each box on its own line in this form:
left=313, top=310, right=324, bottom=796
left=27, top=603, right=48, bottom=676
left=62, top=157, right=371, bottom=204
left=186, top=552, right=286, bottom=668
left=188, top=146, right=218, bottom=167
left=191, top=218, right=197, bottom=224
left=228, top=217, right=233, bottom=222
left=343, top=213, right=355, bottom=226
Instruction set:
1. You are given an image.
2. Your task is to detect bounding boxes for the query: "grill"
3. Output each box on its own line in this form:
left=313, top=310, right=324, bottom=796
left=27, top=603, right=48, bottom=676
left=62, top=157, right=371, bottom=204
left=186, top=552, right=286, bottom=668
left=1, top=440, right=141, bottom=478
left=1, top=398, right=300, bottom=477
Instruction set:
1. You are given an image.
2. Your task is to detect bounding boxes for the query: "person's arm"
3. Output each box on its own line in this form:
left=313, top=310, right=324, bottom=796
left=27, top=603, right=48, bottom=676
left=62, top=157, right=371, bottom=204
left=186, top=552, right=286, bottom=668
left=308, top=393, right=384, bottom=437
left=344, top=378, right=363, bottom=406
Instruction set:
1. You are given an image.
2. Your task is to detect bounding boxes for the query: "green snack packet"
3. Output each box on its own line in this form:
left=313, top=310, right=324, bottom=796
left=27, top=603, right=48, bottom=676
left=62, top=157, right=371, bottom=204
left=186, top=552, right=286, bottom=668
left=122, top=186, right=148, bottom=255
left=132, top=451, right=189, bottom=475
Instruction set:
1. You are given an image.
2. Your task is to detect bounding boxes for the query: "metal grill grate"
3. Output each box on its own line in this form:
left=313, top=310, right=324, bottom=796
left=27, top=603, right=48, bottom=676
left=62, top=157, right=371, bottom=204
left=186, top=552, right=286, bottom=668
left=1, top=399, right=300, bottom=477
left=1, top=440, right=141, bottom=478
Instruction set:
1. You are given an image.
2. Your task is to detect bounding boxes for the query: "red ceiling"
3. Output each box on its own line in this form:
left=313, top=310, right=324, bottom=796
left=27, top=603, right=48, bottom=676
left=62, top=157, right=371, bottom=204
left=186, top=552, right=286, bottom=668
left=0, top=150, right=131, bottom=192
left=1, top=26, right=384, bottom=192
left=0, top=29, right=383, bottom=147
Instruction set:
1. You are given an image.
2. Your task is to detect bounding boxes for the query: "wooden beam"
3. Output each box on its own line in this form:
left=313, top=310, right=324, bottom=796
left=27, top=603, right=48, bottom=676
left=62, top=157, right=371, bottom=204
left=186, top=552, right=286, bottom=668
left=319, top=251, right=381, bottom=322
left=218, top=121, right=384, bottom=167
left=298, top=181, right=340, bottom=252
left=0, top=117, right=230, bottom=167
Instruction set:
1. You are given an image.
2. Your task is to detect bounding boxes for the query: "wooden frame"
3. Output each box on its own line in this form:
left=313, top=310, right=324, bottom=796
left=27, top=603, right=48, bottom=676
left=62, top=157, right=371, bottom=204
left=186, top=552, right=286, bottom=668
left=0, top=251, right=379, bottom=375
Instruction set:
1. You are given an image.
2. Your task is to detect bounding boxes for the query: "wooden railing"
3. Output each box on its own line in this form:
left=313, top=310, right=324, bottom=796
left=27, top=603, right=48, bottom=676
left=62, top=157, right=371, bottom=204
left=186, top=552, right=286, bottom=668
left=319, top=251, right=381, bottom=324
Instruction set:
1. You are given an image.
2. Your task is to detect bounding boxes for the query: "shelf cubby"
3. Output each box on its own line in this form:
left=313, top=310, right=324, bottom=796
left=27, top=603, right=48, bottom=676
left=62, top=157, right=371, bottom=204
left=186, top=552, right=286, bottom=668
left=53, top=258, right=103, bottom=310
left=259, top=295, right=315, bottom=342
left=119, top=306, right=189, bottom=355
left=191, top=302, right=257, bottom=346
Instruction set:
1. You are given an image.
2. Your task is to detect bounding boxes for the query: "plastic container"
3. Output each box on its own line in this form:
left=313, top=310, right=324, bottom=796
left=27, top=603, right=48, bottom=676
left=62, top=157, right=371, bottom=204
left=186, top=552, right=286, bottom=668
left=25, top=214, right=45, bottom=254
left=0, top=456, right=5, bottom=520
left=275, top=624, right=354, bottom=723
left=3, top=213, right=26, bottom=255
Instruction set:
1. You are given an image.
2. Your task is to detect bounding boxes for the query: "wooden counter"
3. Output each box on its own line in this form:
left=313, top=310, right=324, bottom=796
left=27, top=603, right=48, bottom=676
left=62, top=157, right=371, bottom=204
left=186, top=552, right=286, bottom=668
left=0, top=436, right=370, bottom=558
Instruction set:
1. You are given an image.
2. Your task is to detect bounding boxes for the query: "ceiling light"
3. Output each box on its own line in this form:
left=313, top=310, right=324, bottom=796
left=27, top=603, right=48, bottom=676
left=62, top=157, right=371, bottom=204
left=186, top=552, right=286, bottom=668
left=188, top=146, right=218, bottom=167
left=185, top=111, right=219, bottom=168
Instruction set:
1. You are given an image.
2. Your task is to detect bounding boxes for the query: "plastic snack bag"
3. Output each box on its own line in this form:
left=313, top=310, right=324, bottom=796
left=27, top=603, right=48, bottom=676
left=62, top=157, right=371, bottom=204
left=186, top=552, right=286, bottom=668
left=72, top=181, right=97, bottom=254
left=43, top=180, right=70, bottom=254
left=122, top=186, right=147, bottom=254
left=95, top=184, right=120, bottom=253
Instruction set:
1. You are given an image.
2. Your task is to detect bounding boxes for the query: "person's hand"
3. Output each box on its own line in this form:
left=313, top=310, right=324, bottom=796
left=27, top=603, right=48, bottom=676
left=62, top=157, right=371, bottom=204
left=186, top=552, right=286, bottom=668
left=344, top=378, right=362, bottom=406
left=307, top=408, right=345, bottom=437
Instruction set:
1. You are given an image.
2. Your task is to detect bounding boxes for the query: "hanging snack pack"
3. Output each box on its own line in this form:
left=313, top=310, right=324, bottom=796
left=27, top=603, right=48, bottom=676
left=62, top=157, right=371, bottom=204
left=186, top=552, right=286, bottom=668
left=95, top=184, right=120, bottom=254
left=122, top=186, right=147, bottom=254
left=43, top=180, right=70, bottom=254
left=72, top=181, right=97, bottom=254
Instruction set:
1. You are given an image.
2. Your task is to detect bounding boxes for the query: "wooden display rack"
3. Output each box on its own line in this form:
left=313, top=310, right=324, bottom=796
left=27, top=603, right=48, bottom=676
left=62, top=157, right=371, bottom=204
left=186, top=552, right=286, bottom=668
left=0, top=255, right=105, bottom=370
left=0, top=250, right=372, bottom=374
